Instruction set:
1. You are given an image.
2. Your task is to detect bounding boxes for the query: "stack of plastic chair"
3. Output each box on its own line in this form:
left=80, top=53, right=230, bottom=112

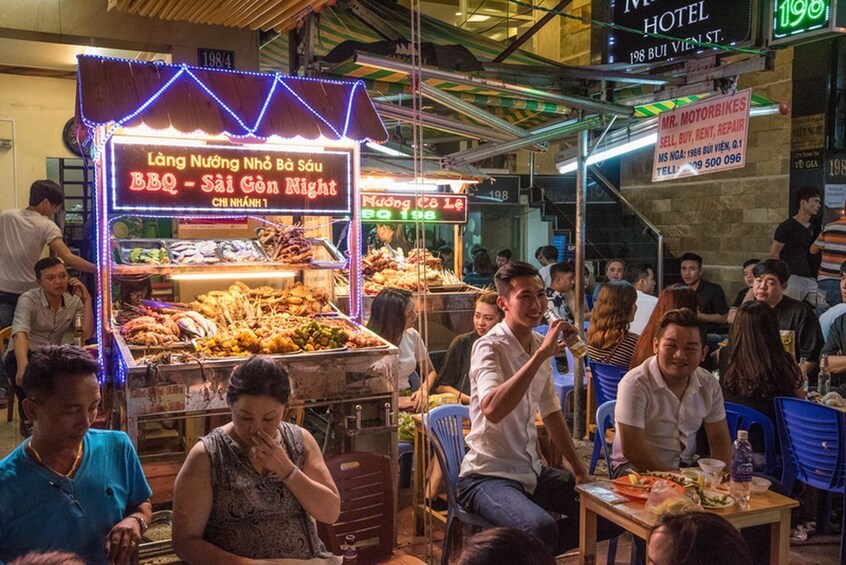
left=424, top=405, right=493, bottom=565
left=775, top=397, right=846, bottom=565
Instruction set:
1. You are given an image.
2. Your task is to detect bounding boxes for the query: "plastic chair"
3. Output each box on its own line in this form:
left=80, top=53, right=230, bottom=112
left=398, top=441, right=414, bottom=488
left=1, top=326, right=13, bottom=421
left=590, top=400, right=617, bottom=475
left=588, top=361, right=628, bottom=406
left=317, top=452, right=395, bottom=563
left=424, top=405, right=493, bottom=565
left=775, top=397, right=846, bottom=565
left=723, top=402, right=778, bottom=476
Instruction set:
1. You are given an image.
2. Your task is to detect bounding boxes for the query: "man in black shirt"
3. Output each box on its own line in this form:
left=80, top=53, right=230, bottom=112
left=680, top=252, right=728, bottom=335
left=753, top=259, right=823, bottom=371
left=727, top=258, right=759, bottom=324
left=771, top=186, right=821, bottom=306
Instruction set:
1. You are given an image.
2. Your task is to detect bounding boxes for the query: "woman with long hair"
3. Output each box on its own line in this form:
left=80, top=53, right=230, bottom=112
left=366, top=287, right=437, bottom=411
left=629, top=284, right=700, bottom=369
left=586, top=281, right=639, bottom=367
left=720, top=301, right=804, bottom=426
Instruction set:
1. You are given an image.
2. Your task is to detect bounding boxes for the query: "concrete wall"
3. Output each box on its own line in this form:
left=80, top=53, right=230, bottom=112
left=0, top=74, right=78, bottom=208
left=620, top=49, right=795, bottom=299
left=0, top=0, right=259, bottom=68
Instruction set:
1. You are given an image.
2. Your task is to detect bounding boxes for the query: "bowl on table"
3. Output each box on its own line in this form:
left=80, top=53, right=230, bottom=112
left=750, top=476, right=772, bottom=494
left=698, top=458, right=726, bottom=488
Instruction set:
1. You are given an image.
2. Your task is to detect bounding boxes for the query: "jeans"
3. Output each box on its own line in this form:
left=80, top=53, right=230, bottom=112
left=784, top=275, right=819, bottom=306
left=0, top=291, right=19, bottom=329
left=818, top=279, right=841, bottom=310
left=458, top=467, right=621, bottom=554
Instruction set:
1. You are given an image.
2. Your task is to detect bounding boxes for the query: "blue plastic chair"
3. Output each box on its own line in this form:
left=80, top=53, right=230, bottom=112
left=588, top=361, right=628, bottom=406
left=592, top=401, right=622, bottom=562
left=590, top=400, right=617, bottom=475
left=535, top=325, right=584, bottom=413
left=723, top=402, right=778, bottom=476
left=424, top=405, right=493, bottom=565
left=398, top=441, right=414, bottom=488
left=775, top=397, right=846, bottom=565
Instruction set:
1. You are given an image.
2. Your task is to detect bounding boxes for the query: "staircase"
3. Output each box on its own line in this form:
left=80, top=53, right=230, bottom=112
left=522, top=158, right=666, bottom=282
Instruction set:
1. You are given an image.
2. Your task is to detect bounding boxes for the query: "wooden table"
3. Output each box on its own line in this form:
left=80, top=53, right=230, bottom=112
left=576, top=482, right=799, bottom=565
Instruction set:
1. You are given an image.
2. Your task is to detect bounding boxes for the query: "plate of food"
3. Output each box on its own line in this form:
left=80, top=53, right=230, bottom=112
left=611, top=474, right=685, bottom=501
left=700, top=490, right=735, bottom=510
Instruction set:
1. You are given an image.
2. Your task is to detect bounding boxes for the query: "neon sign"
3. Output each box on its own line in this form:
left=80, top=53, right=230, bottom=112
left=770, top=0, right=845, bottom=45
left=361, top=192, right=468, bottom=224
left=107, top=137, right=352, bottom=215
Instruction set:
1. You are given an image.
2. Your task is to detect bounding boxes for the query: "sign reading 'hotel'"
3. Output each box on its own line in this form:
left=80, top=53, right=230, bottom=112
left=609, top=0, right=756, bottom=65
left=106, top=137, right=353, bottom=216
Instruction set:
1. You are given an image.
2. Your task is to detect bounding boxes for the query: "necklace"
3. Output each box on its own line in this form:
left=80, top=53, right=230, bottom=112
left=27, top=440, right=83, bottom=479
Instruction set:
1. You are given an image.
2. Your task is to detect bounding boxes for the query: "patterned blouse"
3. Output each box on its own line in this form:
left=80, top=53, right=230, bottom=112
left=200, top=422, right=331, bottom=559
left=587, top=331, right=640, bottom=368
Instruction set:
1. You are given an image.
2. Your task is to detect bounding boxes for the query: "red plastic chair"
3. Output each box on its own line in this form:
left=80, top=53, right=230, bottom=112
left=317, top=452, right=394, bottom=564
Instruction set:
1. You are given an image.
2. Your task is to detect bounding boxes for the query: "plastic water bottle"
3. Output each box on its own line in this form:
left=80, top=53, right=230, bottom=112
left=730, top=430, right=753, bottom=508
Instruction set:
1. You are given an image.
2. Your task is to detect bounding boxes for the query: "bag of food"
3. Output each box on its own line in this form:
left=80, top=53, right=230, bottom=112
left=645, top=479, right=697, bottom=515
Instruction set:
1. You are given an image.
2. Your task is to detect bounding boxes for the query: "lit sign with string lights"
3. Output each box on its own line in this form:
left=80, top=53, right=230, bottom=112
left=608, top=0, right=755, bottom=64
left=106, top=137, right=352, bottom=215
left=770, top=0, right=846, bottom=45
left=361, top=192, right=468, bottom=224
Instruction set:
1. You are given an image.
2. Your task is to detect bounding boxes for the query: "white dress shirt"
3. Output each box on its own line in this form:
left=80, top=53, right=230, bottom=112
left=630, top=290, right=658, bottom=336
left=611, top=356, right=725, bottom=471
left=459, top=321, right=562, bottom=493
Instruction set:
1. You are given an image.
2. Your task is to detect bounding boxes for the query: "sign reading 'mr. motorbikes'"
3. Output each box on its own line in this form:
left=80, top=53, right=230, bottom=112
left=609, top=0, right=756, bottom=65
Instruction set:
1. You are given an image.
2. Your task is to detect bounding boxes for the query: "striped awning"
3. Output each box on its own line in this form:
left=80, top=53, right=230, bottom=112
left=633, top=92, right=779, bottom=118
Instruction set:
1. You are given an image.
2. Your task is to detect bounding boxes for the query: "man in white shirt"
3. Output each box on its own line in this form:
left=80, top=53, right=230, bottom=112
left=0, top=180, right=95, bottom=329
left=625, top=262, right=658, bottom=335
left=611, top=308, right=731, bottom=475
left=457, top=261, right=597, bottom=554
left=537, top=245, right=559, bottom=289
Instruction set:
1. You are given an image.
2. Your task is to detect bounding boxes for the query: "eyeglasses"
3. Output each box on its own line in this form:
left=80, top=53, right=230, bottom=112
left=49, top=478, right=87, bottom=519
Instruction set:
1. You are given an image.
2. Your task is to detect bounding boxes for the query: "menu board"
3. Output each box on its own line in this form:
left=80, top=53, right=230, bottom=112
left=361, top=192, right=468, bottom=224
left=106, top=137, right=352, bottom=215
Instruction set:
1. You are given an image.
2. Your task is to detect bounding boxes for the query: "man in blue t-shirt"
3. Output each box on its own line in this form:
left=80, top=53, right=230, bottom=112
left=0, top=345, right=152, bottom=564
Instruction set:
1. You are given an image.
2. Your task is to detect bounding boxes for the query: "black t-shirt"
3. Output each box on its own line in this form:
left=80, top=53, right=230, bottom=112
left=772, top=295, right=824, bottom=361
left=695, top=279, right=728, bottom=333
left=732, top=287, right=750, bottom=308
left=434, top=331, right=479, bottom=396
left=774, top=218, right=816, bottom=278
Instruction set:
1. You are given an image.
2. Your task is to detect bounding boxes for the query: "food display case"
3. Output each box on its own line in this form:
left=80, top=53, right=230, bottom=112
left=335, top=188, right=481, bottom=351
left=75, top=56, right=397, bottom=501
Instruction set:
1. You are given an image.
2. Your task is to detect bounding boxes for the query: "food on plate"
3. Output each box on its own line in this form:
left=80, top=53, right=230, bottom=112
left=257, top=224, right=313, bottom=263
left=118, top=306, right=217, bottom=347
left=128, top=247, right=169, bottom=264
left=700, top=490, right=735, bottom=509
left=362, top=247, right=399, bottom=275
left=191, top=282, right=329, bottom=324
left=291, top=320, right=348, bottom=351
left=361, top=248, right=445, bottom=293
left=218, top=240, right=265, bottom=263
left=169, top=240, right=220, bottom=264
left=651, top=495, right=699, bottom=515
left=611, top=473, right=685, bottom=500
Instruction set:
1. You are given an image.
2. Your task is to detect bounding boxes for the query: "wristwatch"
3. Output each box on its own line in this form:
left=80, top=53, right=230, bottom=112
left=130, top=515, right=148, bottom=535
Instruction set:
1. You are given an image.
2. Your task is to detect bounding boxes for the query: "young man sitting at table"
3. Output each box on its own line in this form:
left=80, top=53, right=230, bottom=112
left=611, top=308, right=732, bottom=476
left=457, top=261, right=617, bottom=555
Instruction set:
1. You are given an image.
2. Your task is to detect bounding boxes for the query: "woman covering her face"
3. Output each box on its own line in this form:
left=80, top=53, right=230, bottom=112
left=172, top=356, right=340, bottom=562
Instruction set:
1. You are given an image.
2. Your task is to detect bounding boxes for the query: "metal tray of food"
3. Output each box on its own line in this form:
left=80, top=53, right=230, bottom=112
left=216, top=239, right=268, bottom=263
left=166, top=239, right=221, bottom=264
left=115, top=239, right=170, bottom=265
left=308, top=237, right=348, bottom=269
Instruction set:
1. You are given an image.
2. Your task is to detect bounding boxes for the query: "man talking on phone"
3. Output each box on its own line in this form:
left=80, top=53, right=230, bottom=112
left=5, top=257, right=94, bottom=435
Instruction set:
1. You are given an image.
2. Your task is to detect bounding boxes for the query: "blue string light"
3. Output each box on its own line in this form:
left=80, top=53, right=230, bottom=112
left=75, top=55, right=389, bottom=144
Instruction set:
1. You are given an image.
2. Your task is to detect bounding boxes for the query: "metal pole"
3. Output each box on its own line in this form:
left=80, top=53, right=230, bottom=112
left=573, top=127, right=588, bottom=439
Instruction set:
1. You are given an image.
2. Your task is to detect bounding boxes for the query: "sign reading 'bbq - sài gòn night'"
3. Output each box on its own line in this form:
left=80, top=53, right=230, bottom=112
left=106, top=137, right=352, bottom=215
left=609, top=0, right=756, bottom=65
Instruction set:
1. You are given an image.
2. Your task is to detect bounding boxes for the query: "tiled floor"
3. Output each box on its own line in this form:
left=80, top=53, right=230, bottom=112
left=0, top=416, right=840, bottom=564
